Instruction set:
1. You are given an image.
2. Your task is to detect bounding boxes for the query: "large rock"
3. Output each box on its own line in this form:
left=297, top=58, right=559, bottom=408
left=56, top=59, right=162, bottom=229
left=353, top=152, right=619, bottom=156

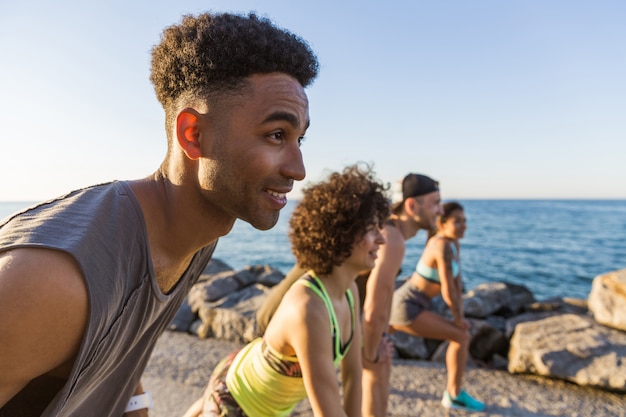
left=170, top=260, right=237, bottom=332
left=187, top=262, right=285, bottom=309
left=427, top=319, right=506, bottom=366
left=588, top=269, right=626, bottom=331
left=173, top=261, right=626, bottom=392
left=467, top=319, right=508, bottom=362
left=238, top=264, right=285, bottom=287
left=504, top=311, right=559, bottom=339
left=508, top=313, right=626, bottom=392
left=463, top=281, right=535, bottom=318
left=389, top=331, right=436, bottom=360
left=171, top=259, right=285, bottom=335
left=390, top=318, right=507, bottom=366
left=196, top=284, right=270, bottom=342
left=504, top=297, right=589, bottom=339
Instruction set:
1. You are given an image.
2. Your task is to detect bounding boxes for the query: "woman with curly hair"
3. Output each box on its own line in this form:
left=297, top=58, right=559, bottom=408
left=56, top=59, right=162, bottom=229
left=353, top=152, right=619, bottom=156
left=184, top=164, right=389, bottom=417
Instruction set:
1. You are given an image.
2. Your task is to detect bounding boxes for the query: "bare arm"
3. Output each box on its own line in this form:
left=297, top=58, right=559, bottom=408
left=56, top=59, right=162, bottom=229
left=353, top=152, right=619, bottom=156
left=339, top=283, right=362, bottom=417
left=435, top=241, right=465, bottom=326
left=361, top=225, right=404, bottom=363
left=273, top=286, right=348, bottom=417
left=0, top=248, right=88, bottom=407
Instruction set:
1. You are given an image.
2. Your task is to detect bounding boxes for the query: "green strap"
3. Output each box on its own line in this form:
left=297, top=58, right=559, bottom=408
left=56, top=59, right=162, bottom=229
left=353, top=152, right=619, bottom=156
left=297, top=271, right=355, bottom=361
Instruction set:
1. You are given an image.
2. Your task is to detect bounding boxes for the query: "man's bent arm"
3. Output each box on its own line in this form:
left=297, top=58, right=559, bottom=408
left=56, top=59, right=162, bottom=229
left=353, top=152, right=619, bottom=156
left=0, top=248, right=88, bottom=407
left=361, top=226, right=404, bottom=362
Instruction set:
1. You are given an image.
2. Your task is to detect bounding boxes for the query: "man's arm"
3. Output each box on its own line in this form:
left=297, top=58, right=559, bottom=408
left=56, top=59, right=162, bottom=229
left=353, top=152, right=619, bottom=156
left=361, top=225, right=404, bottom=363
left=0, top=248, right=87, bottom=408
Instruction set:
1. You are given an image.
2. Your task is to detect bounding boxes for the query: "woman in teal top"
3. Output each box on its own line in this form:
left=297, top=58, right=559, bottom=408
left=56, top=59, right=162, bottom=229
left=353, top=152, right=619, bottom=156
left=389, top=202, right=485, bottom=413
left=184, top=164, right=389, bottom=417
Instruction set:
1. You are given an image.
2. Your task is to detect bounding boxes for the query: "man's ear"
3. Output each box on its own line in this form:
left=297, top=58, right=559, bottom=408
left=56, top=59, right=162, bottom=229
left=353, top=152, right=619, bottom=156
left=176, top=109, right=203, bottom=160
left=405, top=197, right=419, bottom=215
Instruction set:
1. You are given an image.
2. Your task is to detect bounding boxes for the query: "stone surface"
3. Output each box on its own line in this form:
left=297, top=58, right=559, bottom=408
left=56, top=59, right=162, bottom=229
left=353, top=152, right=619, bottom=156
left=504, top=310, right=560, bottom=339
left=173, top=260, right=626, bottom=393
left=389, top=331, right=432, bottom=360
left=588, top=269, right=626, bottom=331
left=508, top=313, right=626, bottom=392
left=468, top=318, right=508, bottom=362
left=143, top=331, right=626, bottom=417
left=463, top=281, right=535, bottom=318
left=188, top=270, right=241, bottom=306
left=197, top=284, right=269, bottom=343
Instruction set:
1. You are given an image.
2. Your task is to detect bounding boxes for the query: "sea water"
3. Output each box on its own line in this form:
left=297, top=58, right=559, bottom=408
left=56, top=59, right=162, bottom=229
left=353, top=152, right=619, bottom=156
left=1, top=199, right=624, bottom=300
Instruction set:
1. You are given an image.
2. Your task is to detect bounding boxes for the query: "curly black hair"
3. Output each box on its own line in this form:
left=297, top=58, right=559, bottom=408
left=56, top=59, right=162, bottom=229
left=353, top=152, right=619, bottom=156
left=150, top=12, right=319, bottom=137
left=289, top=164, right=390, bottom=275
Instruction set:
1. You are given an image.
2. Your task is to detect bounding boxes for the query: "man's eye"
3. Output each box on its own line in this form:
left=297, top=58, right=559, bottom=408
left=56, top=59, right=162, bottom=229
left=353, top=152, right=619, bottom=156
left=298, top=136, right=306, bottom=147
left=270, top=132, right=284, bottom=141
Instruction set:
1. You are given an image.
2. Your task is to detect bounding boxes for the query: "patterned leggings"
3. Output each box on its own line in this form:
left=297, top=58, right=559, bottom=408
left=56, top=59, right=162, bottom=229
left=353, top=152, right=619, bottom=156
left=202, top=349, right=248, bottom=417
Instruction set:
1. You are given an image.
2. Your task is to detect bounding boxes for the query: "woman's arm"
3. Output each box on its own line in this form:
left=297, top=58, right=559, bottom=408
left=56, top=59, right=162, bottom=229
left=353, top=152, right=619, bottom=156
left=279, top=286, right=349, bottom=417
left=435, top=240, right=465, bottom=327
left=340, top=283, right=362, bottom=417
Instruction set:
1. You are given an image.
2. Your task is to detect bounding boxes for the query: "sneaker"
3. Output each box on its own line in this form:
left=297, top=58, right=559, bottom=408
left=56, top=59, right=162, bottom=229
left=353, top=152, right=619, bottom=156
left=442, top=390, right=485, bottom=412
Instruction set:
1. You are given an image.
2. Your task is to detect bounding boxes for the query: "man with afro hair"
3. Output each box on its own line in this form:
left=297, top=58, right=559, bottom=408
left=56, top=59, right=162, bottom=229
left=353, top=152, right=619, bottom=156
left=0, top=11, right=318, bottom=416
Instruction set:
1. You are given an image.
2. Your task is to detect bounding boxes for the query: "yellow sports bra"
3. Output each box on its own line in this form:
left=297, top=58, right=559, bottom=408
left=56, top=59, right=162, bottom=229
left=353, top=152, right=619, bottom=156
left=225, top=272, right=356, bottom=417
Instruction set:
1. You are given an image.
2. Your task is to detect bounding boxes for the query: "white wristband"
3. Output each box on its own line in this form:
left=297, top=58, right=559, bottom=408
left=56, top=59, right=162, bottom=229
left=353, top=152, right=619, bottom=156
left=125, top=391, right=153, bottom=413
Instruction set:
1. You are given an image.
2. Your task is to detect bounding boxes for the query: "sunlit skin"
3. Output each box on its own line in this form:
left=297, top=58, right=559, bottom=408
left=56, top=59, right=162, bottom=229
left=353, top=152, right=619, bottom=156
left=439, top=209, right=467, bottom=240
left=184, top=212, right=384, bottom=417
left=411, top=191, right=443, bottom=233
left=130, top=73, right=310, bottom=294
left=345, top=226, right=386, bottom=272
left=261, top=225, right=384, bottom=417
left=360, top=190, right=443, bottom=417
left=192, top=73, right=310, bottom=230
left=0, top=73, right=311, bottom=416
left=391, top=207, right=471, bottom=398
left=413, top=208, right=466, bottom=300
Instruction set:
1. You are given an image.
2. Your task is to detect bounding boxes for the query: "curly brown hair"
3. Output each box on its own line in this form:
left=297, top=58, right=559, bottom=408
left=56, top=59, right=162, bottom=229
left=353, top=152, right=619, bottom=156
left=150, top=12, right=319, bottom=140
left=289, top=164, right=390, bottom=275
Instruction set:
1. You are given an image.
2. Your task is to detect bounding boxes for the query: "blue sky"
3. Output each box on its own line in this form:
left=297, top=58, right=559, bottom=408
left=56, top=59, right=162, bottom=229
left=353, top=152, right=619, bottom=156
left=1, top=0, right=625, bottom=201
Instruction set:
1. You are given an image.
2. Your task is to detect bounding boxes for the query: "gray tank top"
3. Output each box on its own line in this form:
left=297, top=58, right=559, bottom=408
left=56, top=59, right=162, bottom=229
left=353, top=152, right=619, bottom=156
left=0, top=181, right=216, bottom=416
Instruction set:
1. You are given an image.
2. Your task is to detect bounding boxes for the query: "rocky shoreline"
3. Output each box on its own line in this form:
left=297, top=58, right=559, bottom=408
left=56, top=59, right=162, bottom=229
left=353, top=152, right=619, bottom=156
left=171, top=261, right=626, bottom=391
left=143, top=330, right=626, bottom=417
left=143, top=260, right=626, bottom=416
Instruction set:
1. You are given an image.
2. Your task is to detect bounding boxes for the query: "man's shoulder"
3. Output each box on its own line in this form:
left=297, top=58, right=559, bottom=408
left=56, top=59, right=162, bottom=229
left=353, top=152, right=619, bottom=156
left=381, top=224, right=405, bottom=250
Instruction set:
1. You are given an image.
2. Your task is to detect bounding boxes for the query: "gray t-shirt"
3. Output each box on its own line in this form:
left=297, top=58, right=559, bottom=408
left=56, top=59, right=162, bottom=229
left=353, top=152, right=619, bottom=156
left=0, top=181, right=216, bottom=416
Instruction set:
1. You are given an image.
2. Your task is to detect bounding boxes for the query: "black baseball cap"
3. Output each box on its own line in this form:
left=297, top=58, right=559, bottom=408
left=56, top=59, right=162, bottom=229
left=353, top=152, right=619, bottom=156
left=391, top=173, right=439, bottom=210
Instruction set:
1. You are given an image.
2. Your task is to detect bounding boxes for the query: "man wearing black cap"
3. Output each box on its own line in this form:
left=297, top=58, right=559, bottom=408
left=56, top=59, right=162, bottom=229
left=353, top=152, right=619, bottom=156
left=360, top=173, right=442, bottom=417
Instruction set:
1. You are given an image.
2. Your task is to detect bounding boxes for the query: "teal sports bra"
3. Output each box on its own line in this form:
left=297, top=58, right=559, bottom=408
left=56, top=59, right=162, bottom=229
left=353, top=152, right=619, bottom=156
left=416, top=243, right=459, bottom=283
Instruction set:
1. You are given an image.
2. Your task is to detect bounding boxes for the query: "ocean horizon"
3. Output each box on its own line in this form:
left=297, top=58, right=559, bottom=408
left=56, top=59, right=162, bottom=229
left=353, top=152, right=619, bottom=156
left=2, top=198, right=625, bottom=301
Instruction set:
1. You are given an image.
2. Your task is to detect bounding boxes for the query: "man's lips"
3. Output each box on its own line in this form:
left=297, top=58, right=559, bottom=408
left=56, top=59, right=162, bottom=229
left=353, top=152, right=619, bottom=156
left=266, top=189, right=288, bottom=200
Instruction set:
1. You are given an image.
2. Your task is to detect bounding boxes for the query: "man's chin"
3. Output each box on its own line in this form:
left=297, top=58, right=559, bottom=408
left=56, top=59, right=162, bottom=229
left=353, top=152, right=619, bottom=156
left=245, top=212, right=280, bottom=231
